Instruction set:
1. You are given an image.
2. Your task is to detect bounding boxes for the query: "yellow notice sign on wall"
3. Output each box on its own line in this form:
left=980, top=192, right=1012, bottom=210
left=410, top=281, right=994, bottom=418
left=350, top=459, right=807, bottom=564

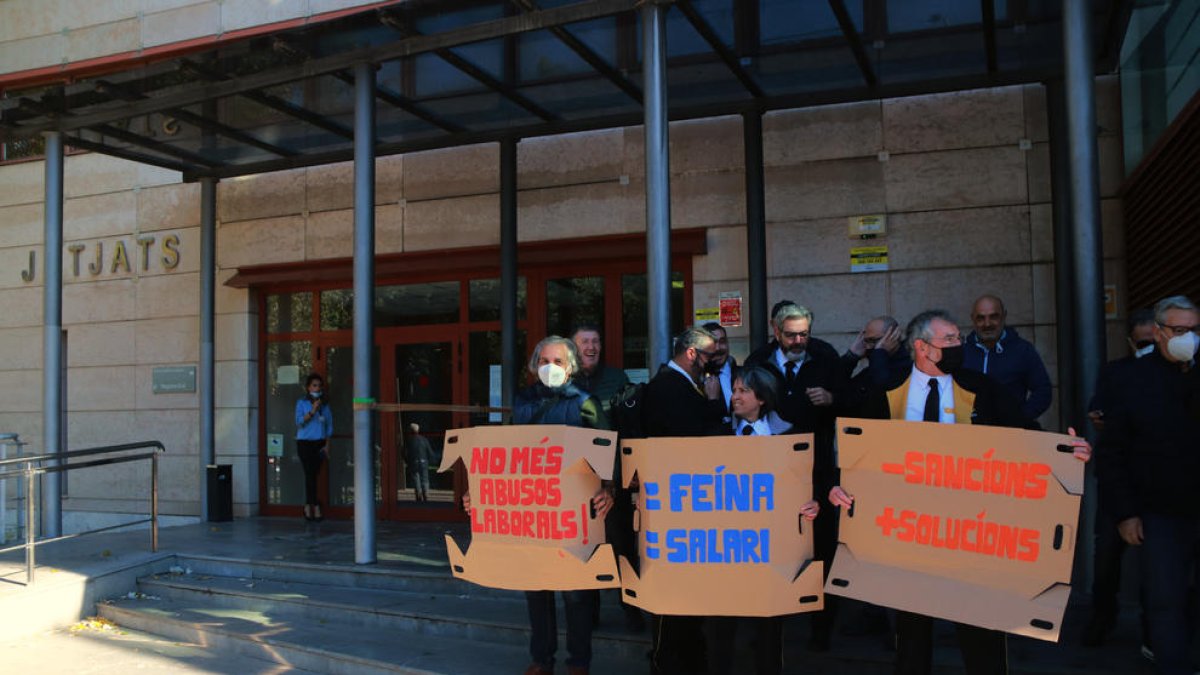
left=850, top=245, right=889, bottom=273
left=694, top=307, right=720, bottom=323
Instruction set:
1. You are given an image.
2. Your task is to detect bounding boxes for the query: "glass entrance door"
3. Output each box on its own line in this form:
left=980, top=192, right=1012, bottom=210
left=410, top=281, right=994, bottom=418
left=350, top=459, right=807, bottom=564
left=387, top=339, right=464, bottom=517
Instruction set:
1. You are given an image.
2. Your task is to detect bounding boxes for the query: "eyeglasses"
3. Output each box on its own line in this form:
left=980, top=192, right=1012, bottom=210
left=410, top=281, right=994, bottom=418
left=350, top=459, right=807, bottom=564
left=695, top=349, right=718, bottom=359
left=1159, top=323, right=1200, bottom=337
left=781, top=331, right=810, bottom=340
left=921, top=334, right=962, bottom=346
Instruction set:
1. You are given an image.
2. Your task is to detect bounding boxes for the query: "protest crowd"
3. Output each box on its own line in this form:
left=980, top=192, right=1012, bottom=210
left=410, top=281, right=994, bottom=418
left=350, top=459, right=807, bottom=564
left=467, top=291, right=1200, bottom=675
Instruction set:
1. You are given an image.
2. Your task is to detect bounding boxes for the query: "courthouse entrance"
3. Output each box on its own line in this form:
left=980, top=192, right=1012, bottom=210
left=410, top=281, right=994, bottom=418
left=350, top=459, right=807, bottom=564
left=253, top=232, right=703, bottom=521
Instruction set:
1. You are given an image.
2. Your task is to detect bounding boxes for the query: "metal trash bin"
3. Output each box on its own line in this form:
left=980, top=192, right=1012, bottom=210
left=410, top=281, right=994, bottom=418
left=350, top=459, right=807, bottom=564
left=206, top=464, right=233, bottom=522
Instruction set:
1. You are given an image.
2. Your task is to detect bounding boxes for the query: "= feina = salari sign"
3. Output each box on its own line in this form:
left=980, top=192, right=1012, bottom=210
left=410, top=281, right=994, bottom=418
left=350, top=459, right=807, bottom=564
left=618, top=433, right=826, bottom=617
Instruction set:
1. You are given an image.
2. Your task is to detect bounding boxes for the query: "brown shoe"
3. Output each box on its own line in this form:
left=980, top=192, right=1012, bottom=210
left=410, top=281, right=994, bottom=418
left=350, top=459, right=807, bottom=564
left=566, top=668, right=589, bottom=675
left=523, top=665, right=552, bottom=675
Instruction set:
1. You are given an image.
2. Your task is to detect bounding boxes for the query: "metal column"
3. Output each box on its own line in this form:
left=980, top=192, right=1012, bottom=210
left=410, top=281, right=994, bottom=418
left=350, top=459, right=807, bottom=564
left=499, top=139, right=519, bottom=409
left=642, top=1, right=672, bottom=369
left=199, top=177, right=217, bottom=520
left=1063, top=0, right=1107, bottom=590
left=743, top=111, right=768, bottom=350
left=1045, top=80, right=1078, bottom=433
left=352, top=61, right=377, bottom=564
left=42, top=131, right=64, bottom=538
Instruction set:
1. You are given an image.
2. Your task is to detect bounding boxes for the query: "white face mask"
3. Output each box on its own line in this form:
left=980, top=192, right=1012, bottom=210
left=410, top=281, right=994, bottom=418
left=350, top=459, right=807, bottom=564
left=1134, top=344, right=1155, bottom=359
left=537, top=363, right=569, bottom=388
left=1166, top=332, right=1199, bottom=362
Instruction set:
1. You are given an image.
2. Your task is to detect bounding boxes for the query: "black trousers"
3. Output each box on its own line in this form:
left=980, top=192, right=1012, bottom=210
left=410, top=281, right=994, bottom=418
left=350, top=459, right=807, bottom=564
left=894, top=611, right=1007, bottom=675
left=296, top=439, right=326, bottom=507
left=651, top=615, right=707, bottom=675
left=810, top=501, right=840, bottom=641
left=709, top=616, right=783, bottom=675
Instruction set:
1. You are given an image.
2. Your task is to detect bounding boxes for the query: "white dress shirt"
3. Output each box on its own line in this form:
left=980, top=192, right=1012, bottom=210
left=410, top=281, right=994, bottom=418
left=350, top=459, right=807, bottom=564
left=734, top=417, right=773, bottom=436
left=718, top=360, right=733, bottom=410
left=903, top=366, right=956, bottom=424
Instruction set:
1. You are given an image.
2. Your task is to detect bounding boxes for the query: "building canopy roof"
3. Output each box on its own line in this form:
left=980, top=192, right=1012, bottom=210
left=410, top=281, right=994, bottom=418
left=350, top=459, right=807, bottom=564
left=0, top=0, right=1131, bottom=181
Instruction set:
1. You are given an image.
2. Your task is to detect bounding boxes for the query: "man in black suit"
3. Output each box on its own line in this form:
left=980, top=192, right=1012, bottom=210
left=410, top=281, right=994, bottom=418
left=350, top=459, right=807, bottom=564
left=1097, top=295, right=1200, bottom=675
left=830, top=309, right=1090, bottom=675
left=841, top=315, right=912, bottom=400
left=744, top=302, right=849, bottom=650
left=642, top=326, right=728, bottom=674
left=701, top=321, right=737, bottom=422
left=1081, top=307, right=1156, bottom=648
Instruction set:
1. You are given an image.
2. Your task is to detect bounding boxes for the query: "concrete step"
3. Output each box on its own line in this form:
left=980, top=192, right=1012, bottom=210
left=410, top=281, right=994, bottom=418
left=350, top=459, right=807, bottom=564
left=0, top=623, right=322, bottom=675
left=136, top=571, right=650, bottom=661
left=175, top=552, right=520, bottom=600
left=98, top=594, right=649, bottom=675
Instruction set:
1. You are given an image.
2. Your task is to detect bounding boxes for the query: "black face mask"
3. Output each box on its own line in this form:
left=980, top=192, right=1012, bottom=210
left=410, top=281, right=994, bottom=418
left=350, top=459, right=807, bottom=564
left=1134, top=339, right=1154, bottom=350
left=704, top=357, right=723, bottom=375
left=936, top=345, right=965, bottom=375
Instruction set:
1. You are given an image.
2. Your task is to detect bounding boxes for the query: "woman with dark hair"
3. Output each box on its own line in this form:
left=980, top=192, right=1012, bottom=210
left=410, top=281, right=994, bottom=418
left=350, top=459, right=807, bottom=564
left=711, top=366, right=819, bottom=675
left=294, top=373, right=332, bottom=521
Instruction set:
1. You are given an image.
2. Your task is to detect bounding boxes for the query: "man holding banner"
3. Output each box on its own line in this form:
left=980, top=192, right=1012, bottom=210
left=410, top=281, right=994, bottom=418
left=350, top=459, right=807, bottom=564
left=642, top=326, right=729, bottom=675
left=461, top=336, right=616, bottom=675
left=829, top=309, right=1091, bottom=675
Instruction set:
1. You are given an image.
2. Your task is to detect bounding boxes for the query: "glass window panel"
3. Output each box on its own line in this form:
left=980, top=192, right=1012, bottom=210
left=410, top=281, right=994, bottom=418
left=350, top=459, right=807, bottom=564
left=546, top=276, right=605, bottom=338
left=622, top=272, right=685, bottom=371
left=265, top=292, right=312, bottom=333
left=468, top=330, right=528, bottom=427
left=888, top=0, right=982, bottom=33
left=394, top=341, right=457, bottom=507
left=326, top=345, right=381, bottom=507
left=469, top=277, right=527, bottom=321
left=760, top=0, right=851, bottom=45
left=265, top=341, right=313, bottom=506
left=520, top=30, right=594, bottom=80
left=320, top=289, right=354, bottom=330
left=376, top=281, right=460, bottom=326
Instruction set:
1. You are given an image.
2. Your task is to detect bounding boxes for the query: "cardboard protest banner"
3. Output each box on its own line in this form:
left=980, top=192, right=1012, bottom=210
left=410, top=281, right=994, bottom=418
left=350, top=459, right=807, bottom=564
left=827, top=418, right=1085, bottom=641
left=618, top=434, right=825, bottom=617
left=439, top=424, right=621, bottom=591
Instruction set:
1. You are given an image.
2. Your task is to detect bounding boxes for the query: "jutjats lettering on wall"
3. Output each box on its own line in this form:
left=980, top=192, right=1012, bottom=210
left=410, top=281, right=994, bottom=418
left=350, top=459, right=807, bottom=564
left=826, top=418, right=1085, bottom=642
left=440, top=425, right=620, bottom=591
left=619, top=433, right=825, bottom=617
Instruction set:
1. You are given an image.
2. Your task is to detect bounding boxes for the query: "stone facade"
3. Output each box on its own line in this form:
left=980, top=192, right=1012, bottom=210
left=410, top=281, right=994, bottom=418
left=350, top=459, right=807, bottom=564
left=0, top=76, right=1126, bottom=522
left=0, top=1, right=385, bottom=76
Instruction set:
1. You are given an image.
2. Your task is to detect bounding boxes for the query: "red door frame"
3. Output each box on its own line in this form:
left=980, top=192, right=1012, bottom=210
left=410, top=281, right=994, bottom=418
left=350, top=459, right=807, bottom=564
left=254, top=232, right=704, bottom=521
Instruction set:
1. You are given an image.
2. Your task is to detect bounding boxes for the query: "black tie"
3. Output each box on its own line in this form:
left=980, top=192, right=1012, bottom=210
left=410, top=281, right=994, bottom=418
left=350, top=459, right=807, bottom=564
left=785, top=361, right=797, bottom=388
left=923, top=379, right=940, bottom=422
left=741, top=424, right=754, bottom=436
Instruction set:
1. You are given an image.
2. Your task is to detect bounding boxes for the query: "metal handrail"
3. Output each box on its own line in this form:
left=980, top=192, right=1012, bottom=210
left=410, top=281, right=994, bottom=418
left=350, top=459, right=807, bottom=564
left=0, top=440, right=165, bottom=585
left=0, top=440, right=165, bottom=467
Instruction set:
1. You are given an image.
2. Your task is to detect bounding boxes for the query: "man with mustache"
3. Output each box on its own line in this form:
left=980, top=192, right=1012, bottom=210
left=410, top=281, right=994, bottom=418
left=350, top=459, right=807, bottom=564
left=744, top=303, right=848, bottom=651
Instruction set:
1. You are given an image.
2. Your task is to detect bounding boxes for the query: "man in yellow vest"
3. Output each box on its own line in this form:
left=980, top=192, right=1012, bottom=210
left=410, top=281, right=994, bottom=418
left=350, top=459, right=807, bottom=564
left=829, top=309, right=1091, bottom=675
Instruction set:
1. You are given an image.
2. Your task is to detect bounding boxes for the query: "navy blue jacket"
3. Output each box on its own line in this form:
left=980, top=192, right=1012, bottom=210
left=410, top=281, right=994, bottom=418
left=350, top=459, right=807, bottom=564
left=512, top=382, right=610, bottom=430
left=963, top=327, right=1052, bottom=421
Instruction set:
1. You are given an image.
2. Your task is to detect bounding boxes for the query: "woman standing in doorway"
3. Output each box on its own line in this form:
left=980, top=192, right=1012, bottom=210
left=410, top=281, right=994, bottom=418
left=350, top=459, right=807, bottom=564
left=295, top=373, right=332, bottom=521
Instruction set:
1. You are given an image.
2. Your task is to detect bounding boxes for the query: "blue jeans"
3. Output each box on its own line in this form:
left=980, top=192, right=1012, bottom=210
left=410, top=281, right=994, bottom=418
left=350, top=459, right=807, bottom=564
left=1140, top=514, right=1200, bottom=675
left=526, top=589, right=598, bottom=668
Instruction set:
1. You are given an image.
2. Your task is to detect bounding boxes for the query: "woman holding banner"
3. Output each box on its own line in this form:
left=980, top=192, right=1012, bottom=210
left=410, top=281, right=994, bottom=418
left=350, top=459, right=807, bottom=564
left=710, top=366, right=820, bottom=675
left=465, top=335, right=614, bottom=675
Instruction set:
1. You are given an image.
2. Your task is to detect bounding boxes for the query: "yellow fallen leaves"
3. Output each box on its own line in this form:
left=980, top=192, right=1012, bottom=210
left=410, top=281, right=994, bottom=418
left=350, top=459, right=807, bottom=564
left=68, top=616, right=126, bottom=635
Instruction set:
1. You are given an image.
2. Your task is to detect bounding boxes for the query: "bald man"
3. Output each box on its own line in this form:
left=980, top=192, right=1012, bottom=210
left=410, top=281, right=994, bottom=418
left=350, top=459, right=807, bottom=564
left=962, top=295, right=1051, bottom=422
